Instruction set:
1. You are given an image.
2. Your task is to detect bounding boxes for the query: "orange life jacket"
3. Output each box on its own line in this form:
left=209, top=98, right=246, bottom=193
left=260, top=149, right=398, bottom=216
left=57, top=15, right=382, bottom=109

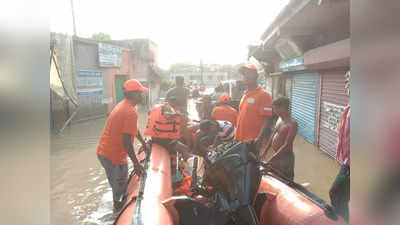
left=145, top=103, right=181, bottom=139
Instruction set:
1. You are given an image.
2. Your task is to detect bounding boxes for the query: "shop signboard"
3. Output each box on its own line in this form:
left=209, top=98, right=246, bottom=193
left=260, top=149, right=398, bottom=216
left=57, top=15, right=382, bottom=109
left=279, top=57, right=305, bottom=72
left=98, top=43, right=122, bottom=67
left=76, top=70, right=103, bottom=97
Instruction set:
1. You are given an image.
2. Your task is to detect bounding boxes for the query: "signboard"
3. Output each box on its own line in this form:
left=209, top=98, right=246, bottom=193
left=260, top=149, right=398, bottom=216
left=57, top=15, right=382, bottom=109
left=76, top=70, right=103, bottom=97
left=98, top=43, right=122, bottom=67
left=102, top=97, right=113, bottom=104
left=279, top=57, right=305, bottom=72
left=322, top=101, right=346, bottom=132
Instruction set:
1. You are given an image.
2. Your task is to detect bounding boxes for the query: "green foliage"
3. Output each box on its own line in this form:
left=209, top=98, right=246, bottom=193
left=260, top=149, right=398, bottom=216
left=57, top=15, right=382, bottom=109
left=91, top=32, right=112, bottom=41
left=161, top=79, right=175, bottom=91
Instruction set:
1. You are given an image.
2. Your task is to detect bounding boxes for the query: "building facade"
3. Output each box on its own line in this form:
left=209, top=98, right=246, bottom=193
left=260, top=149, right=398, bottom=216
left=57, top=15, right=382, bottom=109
left=51, top=34, right=161, bottom=128
left=250, top=0, right=350, bottom=158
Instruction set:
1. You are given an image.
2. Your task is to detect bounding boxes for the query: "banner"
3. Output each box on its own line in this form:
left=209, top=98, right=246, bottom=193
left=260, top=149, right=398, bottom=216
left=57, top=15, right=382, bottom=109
left=76, top=70, right=103, bottom=97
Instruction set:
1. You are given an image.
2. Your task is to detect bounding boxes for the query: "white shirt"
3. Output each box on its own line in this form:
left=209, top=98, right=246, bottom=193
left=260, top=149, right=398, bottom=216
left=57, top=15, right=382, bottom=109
left=216, top=120, right=235, bottom=141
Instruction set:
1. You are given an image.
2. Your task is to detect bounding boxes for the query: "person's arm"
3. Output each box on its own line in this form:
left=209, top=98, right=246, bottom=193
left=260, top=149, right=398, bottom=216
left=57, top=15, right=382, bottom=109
left=255, top=116, right=272, bottom=148
left=267, top=123, right=297, bottom=164
left=136, top=131, right=146, bottom=149
left=211, top=135, right=220, bottom=148
left=255, top=93, right=273, bottom=148
left=123, top=133, right=144, bottom=176
left=260, top=128, right=277, bottom=159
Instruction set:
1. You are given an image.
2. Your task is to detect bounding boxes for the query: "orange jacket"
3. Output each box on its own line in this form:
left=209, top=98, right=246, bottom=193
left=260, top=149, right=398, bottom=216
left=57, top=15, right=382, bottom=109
left=145, top=103, right=181, bottom=139
left=211, top=104, right=238, bottom=126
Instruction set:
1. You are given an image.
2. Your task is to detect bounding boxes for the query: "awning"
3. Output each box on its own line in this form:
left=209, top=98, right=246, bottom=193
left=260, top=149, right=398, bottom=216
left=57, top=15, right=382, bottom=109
left=303, top=38, right=350, bottom=70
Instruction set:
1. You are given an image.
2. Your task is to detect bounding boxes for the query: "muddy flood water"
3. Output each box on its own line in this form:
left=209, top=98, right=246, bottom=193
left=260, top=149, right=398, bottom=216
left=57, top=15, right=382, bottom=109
left=51, top=100, right=339, bottom=225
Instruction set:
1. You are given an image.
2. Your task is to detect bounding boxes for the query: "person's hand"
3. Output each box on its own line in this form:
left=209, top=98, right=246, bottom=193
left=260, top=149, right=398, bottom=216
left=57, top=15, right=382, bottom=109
left=133, top=161, right=145, bottom=177
left=207, top=145, right=216, bottom=152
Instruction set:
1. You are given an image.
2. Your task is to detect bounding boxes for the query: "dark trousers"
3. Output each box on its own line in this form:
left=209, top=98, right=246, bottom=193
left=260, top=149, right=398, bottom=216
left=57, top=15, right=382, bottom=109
left=270, top=151, right=295, bottom=181
left=97, top=154, right=128, bottom=204
left=329, top=164, right=350, bottom=223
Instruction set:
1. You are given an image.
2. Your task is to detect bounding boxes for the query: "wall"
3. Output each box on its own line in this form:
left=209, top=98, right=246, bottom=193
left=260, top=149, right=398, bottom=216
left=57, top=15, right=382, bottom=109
left=105, top=49, right=136, bottom=113
left=73, top=40, right=108, bottom=122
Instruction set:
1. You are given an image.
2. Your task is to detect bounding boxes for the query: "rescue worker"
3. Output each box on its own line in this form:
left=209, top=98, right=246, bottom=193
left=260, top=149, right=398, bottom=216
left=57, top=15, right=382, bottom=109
left=144, top=95, right=193, bottom=160
left=211, top=93, right=238, bottom=126
left=96, top=79, right=148, bottom=213
left=235, top=64, right=273, bottom=152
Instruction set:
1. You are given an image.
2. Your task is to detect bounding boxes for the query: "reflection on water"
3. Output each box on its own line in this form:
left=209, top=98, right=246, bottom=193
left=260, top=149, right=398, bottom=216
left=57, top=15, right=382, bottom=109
left=51, top=107, right=148, bottom=225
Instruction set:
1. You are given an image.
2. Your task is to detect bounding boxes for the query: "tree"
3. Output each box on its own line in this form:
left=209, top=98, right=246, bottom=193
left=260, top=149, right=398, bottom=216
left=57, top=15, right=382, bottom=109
left=91, top=32, right=112, bottom=41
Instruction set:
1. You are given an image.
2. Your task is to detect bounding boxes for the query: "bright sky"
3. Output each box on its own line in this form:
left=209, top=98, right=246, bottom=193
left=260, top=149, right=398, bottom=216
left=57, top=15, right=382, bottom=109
left=51, top=0, right=289, bottom=69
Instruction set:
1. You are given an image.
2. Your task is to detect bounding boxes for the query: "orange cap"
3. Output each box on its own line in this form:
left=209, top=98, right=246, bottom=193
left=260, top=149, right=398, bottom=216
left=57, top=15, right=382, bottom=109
left=219, top=93, right=230, bottom=103
left=238, top=64, right=258, bottom=74
left=123, top=79, right=149, bottom=93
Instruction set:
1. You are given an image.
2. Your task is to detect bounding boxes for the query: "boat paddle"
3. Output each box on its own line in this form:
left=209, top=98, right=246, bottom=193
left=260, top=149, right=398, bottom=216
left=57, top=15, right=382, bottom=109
left=131, top=140, right=152, bottom=225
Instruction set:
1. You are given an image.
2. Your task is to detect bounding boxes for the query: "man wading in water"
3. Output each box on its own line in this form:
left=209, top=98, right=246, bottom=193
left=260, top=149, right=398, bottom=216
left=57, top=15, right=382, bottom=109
left=96, top=79, right=148, bottom=213
left=261, top=97, right=298, bottom=181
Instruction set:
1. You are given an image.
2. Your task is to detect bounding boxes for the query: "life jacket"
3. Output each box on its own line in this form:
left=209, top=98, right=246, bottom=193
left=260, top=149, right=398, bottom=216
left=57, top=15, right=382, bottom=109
left=145, top=103, right=181, bottom=139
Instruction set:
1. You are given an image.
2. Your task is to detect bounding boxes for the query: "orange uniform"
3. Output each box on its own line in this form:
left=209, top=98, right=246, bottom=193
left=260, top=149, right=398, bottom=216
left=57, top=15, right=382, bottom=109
left=211, top=104, right=238, bottom=126
left=234, top=86, right=272, bottom=142
left=97, top=99, right=138, bottom=165
left=144, top=103, right=181, bottom=139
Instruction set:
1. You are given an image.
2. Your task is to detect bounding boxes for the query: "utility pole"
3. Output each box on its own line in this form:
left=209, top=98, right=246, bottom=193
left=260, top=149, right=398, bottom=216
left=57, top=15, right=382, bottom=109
left=70, top=0, right=77, bottom=36
left=60, top=0, right=79, bottom=133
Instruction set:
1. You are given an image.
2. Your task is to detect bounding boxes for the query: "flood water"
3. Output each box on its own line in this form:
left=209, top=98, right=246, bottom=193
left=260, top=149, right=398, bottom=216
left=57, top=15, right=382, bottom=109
left=51, top=100, right=339, bottom=225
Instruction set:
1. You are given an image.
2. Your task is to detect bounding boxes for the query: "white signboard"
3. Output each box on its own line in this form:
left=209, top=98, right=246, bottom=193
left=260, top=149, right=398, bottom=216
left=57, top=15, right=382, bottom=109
left=322, top=101, right=346, bottom=132
left=76, top=70, right=103, bottom=96
left=98, top=43, right=122, bottom=67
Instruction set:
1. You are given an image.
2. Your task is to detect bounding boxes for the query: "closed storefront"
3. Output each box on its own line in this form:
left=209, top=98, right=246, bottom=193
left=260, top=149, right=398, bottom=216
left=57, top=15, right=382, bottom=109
left=318, top=71, right=349, bottom=157
left=291, top=73, right=319, bottom=144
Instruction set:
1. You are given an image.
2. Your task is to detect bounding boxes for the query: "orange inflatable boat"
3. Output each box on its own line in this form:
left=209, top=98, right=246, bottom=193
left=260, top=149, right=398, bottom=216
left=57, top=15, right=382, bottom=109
left=114, top=141, right=346, bottom=225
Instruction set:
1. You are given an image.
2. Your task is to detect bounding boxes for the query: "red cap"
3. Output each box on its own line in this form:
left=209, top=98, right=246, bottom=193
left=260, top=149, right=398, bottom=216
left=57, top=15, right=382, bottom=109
left=219, top=93, right=230, bottom=103
left=238, top=64, right=258, bottom=74
left=123, top=79, right=149, bottom=93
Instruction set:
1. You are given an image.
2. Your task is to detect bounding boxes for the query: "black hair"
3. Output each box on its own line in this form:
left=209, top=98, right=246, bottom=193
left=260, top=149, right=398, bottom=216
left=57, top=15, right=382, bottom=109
left=199, top=119, right=217, bottom=131
left=273, top=97, right=290, bottom=111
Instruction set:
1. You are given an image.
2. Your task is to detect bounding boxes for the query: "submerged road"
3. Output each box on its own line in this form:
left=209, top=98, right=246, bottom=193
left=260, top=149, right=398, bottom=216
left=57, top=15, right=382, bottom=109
left=51, top=99, right=338, bottom=225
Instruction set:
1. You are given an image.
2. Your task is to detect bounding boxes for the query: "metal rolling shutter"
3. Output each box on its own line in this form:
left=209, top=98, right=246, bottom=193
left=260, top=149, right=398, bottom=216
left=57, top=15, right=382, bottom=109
left=318, top=71, right=349, bottom=158
left=291, top=73, right=319, bottom=144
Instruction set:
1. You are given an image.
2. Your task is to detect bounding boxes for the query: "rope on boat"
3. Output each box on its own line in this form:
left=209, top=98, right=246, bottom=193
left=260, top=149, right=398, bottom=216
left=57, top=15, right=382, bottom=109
left=131, top=141, right=153, bottom=225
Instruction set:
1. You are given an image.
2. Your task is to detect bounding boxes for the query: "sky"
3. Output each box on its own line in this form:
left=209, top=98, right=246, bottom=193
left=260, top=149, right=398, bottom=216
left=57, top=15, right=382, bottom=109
left=50, top=0, right=289, bottom=69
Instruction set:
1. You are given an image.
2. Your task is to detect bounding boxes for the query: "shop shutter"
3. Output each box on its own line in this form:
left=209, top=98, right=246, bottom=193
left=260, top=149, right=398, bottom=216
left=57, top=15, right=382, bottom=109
left=318, top=71, right=349, bottom=158
left=291, top=73, right=319, bottom=144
